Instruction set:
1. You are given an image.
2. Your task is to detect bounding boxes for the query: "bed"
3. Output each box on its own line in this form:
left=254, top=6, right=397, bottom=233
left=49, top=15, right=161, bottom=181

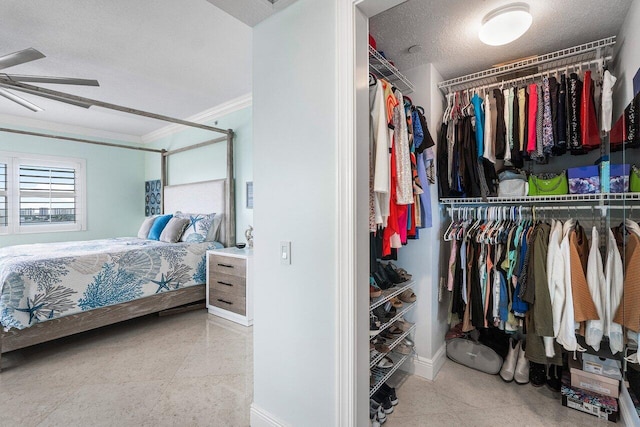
left=0, top=178, right=235, bottom=363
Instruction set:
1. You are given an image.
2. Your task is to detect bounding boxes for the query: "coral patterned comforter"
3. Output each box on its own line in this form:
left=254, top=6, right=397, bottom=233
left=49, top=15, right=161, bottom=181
left=0, top=237, right=222, bottom=330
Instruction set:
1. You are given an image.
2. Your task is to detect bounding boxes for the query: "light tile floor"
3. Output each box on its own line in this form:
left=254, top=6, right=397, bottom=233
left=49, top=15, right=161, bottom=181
left=0, top=310, right=252, bottom=427
left=0, top=310, right=617, bottom=426
left=385, top=360, right=618, bottom=427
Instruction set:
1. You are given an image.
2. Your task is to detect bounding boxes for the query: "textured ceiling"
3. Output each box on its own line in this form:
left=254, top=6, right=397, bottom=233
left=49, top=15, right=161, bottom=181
left=206, top=0, right=299, bottom=27
left=369, top=0, right=633, bottom=81
left=0, top=0, right=252, bottom=138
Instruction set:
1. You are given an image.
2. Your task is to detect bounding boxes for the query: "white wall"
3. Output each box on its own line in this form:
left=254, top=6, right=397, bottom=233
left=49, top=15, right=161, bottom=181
left=393, top=63, right=448, bottom=380
left=613, top=0, right=640, bottom=120
left=251, top=0, right=338, bottom=425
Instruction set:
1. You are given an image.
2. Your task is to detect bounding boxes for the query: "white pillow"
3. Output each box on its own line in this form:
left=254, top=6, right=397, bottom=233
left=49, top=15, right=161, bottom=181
left=137, top=216, right=157, bottom=239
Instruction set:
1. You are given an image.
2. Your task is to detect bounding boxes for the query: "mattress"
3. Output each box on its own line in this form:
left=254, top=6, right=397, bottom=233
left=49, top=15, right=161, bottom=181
left=0, top=237, right=222, bottom=330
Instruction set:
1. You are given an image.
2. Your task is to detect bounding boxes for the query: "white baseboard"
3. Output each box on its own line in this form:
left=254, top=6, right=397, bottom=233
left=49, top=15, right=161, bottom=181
left=620, top=386, right=640, bottom=426
left=401, top=343, right=447, bottom=381
left=250, top=403, right=288, bottom=427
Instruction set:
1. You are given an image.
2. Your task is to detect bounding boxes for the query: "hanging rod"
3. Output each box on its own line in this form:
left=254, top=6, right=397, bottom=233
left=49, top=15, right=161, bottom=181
left=440, top=193, right=640, bottom=205
left=0, top=79, right=231, bottom=136
left=369, top=45, right=415, bottom=94
left=438, top=36, right=616, bottom=92
left=454, top=56, right=611, bottom=94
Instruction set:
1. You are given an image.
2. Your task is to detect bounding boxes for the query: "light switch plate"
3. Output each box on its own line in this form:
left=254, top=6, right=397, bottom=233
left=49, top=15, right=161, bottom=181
left=280, top=241, right=291, bottom=265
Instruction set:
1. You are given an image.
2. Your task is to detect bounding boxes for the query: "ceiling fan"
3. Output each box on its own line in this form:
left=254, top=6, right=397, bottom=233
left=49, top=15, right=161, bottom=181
left=0, top=48, right=99, bottom=112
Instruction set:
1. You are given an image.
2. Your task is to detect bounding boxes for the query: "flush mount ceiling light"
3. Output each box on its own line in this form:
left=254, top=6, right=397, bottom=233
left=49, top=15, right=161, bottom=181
left=479, top=3, right=532, bottom=46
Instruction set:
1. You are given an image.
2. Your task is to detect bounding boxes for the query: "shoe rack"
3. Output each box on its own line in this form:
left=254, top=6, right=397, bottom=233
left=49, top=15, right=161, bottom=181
left=369, top=279, right=416, bottom=397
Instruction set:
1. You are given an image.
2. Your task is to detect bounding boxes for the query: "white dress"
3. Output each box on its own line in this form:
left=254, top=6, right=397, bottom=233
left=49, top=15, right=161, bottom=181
left=585, top=226, right=605, bottom=350
left=601, top=70, right=617, bottom=132
left=605, top=228, right=624, bottom=354
left=544, top=220, right=563, bottom=357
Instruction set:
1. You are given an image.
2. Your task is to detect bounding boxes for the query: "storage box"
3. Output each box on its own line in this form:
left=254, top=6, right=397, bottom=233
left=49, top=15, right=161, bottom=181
left=568, top=165, right=600, bottom=194
left=571, top=366, right=621, bottom=398
left=582, top=353, right=622, bottom=379
left=610, top=164, right=631, bottom=193
left=562, top=372, right=619, bottom=422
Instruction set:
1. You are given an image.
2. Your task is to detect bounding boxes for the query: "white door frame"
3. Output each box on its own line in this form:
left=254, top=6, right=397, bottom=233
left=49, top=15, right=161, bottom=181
left=335, top=1, right=407, bottom=425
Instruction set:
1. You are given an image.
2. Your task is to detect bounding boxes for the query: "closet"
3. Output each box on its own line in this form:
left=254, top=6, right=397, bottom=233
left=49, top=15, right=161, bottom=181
left=366, top=2, right=640, bottom=424
left=437, top=36, right=640, bottom=423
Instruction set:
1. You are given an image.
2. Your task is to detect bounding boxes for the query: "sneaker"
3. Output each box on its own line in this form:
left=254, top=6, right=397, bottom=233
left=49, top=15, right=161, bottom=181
left=546, top=364, right=562, bottom=392
left=394, top=342, right=413, bottom=355
left=372, top=390, right=394, bottom=414
left=529, top=362, right=546, bottom=387
left=370, top=400, right=386, bottom=423
left=499, top=338, right=518, bottom=382
left=379, top=383, right=399, bottom=406
left=370, top=315, right=381, bottom=337
left=377, top=356, right=394, bottom=369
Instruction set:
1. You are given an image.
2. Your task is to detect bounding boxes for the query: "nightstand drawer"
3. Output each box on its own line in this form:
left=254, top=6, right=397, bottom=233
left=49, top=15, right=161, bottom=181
left=210, top=272, right=246, bottom=297
left=209, top=255, right=246, bottom=278
left=210, top=290, right=246, bottom=316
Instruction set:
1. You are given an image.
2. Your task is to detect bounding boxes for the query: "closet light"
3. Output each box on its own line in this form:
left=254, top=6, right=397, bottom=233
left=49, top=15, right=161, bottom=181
left=479, top=3, right=532, bottom=46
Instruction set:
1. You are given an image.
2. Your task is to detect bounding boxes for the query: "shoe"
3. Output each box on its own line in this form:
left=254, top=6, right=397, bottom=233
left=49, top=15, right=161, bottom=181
left=370, top=315, right=381, bottom=337
left=375, top=341, right=390, bottom=354
left=514, top=341, right=529, bottom=385
left=372, top=390, right=394, bottom=414
left=370, top=282, right=382, bottom=299
left=445, top=323, right=464, bottom=340
left=546, top=364, right=562, bottom=392
left=379, top=383, right=399, bottom=406
left=390, top=297, right=403, bottom=309
left=394, top=342, right=413, bottom=355
left=370, top=400, right=386, bottom=423
left=383, top=263, right=403, bottom=284
left=529, top=362, right=546, bottom=387
left=499, top=338, right=518, bottom=382
left=377, top=356, right=394, bottom=369
left=394, top=318, right=415, bottom=332
left=399, top=289, right=416, bottom=303
left=402, top=337, right=414, bottom=347
left=369, top=407, right=381, bottom=427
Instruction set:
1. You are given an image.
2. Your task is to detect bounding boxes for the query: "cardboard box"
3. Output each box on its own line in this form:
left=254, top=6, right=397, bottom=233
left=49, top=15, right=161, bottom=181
left=571, top=367, right=620, bottom=398
left=562, top=372, right=619, bottom=422
left=582, top=353, right=622, bottom=379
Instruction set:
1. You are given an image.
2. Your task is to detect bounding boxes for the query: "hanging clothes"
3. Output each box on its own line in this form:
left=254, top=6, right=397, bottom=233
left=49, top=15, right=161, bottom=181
left=471, top=93, right=484, bottom=157
left=484, top=93, right=496, bottom=163
left=585, top=226, right=605, bottom=350
left=581, top=70, right=601, bottom=150
left=542, top=77, right=554, bottom=156
left=567, top=73, right=585, bottom=154
left=493, top=88, right=507, bottom=160
left=555, top=74, right=568, bottom=155
left=526, top=83, right=538, bottom=155
left=601, top=70, right=617, bottom=132
left=613, top=222, right=640, bottom=332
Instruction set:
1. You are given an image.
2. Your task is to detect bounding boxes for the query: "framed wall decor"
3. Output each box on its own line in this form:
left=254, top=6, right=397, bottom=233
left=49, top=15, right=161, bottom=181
left=246, top=181, right=253, bottom=209
left=145, top=179, right=162, bottom=216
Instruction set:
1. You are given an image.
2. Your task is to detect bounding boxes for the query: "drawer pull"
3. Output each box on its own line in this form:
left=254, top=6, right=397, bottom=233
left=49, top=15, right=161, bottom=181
left=217, top=299, right=233, bottom=305
left=217, top=263, right=234, bottom=268
left=217, top=281, right=233, bottom=287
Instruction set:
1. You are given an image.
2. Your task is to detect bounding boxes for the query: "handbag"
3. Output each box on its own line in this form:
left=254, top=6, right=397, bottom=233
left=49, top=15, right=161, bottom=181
left=631, top=165, right=640, bottom=192
left=446, top=338, right=503, bottom=375
left=528, top=171, right=569, bottom=196
left=498, top=169, right=528, bottom=197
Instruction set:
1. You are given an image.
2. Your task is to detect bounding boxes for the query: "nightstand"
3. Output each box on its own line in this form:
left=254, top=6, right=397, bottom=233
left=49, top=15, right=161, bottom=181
left=206, top=247, right=253, bottom=326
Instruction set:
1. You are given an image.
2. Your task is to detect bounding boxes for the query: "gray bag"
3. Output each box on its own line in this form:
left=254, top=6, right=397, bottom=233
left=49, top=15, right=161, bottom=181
left=446, top=338, right=503, bottom=375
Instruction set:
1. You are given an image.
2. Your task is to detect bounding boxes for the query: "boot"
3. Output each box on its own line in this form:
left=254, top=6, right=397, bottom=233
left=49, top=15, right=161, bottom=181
left=514, top=340, right=529, bottom=385
left=499, top=337, right=518, bottom=382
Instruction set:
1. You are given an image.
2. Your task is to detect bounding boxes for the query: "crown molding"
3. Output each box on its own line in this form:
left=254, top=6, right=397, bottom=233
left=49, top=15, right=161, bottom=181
left=141, top=93, right=252, bottom=144
left=0, top=113, right=142, bottom=144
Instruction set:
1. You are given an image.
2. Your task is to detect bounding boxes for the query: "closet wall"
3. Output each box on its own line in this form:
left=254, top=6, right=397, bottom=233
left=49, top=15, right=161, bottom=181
left=613, top=0, right=640, bottom=119
left=392, top=63, right=449, bottom=378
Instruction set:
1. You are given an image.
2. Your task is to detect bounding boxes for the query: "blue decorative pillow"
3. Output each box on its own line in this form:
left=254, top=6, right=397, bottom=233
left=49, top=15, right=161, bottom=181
left=175, top=212, right=215, bottom=243
left=147, top=214, right=173, bottom=240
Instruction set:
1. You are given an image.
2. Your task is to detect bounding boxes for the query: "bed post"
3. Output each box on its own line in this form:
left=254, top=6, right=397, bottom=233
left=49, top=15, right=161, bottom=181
left=226, top=130, right=236, bottom=247
left=161, top=149, right=168, bottom=213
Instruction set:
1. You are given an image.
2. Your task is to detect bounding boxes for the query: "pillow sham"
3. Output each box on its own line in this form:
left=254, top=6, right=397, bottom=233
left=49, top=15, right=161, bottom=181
left=137, top=216, right=157, bottom=239
left=159, top=217, right=190, bottom=243
left=175, top=212, right=216, bottom=243
left=148, top=214, right=173, bottom=240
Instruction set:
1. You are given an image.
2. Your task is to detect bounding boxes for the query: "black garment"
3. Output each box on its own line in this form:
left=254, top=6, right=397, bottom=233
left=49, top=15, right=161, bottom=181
left=416, top=107, right=435, bottom=151
left=554, top=74, right=568, bottom=155
left=450, top=121, right=464, bottom=196
left=480, top=158, right=499, bottom=197
left=437, top=122, right=451, bottom=198
left=451, top=241, right=465, bottom=319
left=460, top=117, right=482, bottom=197
left=469, top=240, right=485, bottom=329
left=626, top=92, right=640, bottom=148
left=568, top=73, right=586, bottom=155
left=522, top=87, right=529, bottom=159
left=493, top=89, right=507, bottom=160
left=511, top=87, right=524, bottom=167
left=549, top=77, right=559, bottom=152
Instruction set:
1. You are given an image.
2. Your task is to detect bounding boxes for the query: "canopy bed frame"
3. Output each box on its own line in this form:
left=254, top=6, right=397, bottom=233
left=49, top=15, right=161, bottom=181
left=0, top=107, right=236, bottom=367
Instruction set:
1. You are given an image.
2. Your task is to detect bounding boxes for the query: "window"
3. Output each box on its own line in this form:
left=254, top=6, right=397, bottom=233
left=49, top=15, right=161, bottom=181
left=0, top=152, right=86, bottom=234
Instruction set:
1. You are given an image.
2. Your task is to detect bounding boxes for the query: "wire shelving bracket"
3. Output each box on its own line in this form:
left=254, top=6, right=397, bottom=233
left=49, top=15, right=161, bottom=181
left=369, top=45, right=415, bottom=94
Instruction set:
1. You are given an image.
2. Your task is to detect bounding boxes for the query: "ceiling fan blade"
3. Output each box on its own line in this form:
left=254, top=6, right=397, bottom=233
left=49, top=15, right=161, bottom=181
left=0, top=87, right=43, bottom=112
left=0, top=48, right=45, bottom=71
left=5, top=74, right=100, bottom=86
left=0, top=83, right=92, bottom=109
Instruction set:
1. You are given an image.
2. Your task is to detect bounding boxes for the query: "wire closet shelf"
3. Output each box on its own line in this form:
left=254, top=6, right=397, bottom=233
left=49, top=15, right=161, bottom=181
left=438, top=36, right=616, bottom=93
left=440, top=193, right=640, bottom=206
left=369, top=45, right=415, bottom=94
